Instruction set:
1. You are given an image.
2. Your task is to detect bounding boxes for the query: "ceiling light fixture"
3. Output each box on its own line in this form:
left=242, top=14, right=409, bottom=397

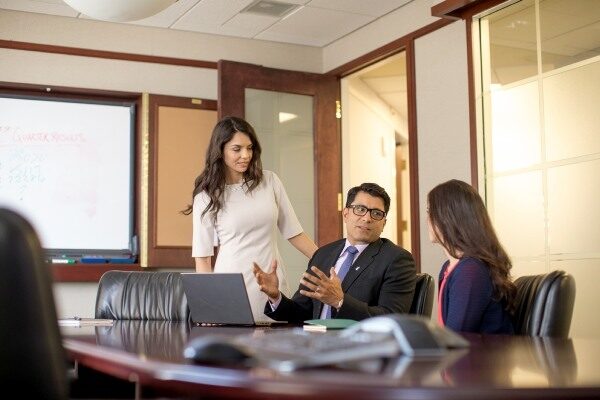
left=62, top=0, right=178, bottom=22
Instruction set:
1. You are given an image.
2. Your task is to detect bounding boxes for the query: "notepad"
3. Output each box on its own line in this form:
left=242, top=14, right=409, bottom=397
left=58, top=318, right=114, bottom=327
left=303, top=318, right=358, bottom=331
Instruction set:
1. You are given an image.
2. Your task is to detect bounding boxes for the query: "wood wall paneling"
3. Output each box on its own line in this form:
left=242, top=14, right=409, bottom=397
left=147, top=94, right=217, bottom=267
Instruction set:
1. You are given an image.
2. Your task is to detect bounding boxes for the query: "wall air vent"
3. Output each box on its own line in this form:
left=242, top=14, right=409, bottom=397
left=241, top=0, right=298, bottom=18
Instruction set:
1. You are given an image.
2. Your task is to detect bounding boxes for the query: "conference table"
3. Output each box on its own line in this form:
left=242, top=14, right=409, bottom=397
left=62, top=321, right=600, bottom=399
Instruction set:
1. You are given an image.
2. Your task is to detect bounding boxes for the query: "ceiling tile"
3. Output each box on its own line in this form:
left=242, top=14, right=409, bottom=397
left=130, top=0, right=201, bottom=28
left=171, top=0, right=253, bottom=31
left=0, top=0, right=78, bottom=17
left=218, top=12, right=279, bottom=38
left=256, top=6, right=373, bottom=46
left=307, top=0, right=412, bottom=17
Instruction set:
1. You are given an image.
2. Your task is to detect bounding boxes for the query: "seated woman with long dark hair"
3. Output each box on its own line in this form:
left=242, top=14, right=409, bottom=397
left=427, top=179, right=516, bottom=334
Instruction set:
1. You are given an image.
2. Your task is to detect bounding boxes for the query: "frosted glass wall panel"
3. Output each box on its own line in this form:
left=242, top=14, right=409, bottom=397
left=492, top=172, right=545, bottom=258
left=245, top=89, right=314, bottom=296
left=544, top=61, right=600, bottom=161
left=540, top=0, right=600, bottom=73
left=547, top=159, right=600, bottom=255
left=490, top=81, right=541, bottom=172
left=553, top=259, right=600, bottom=339
left=487, top=0, right=537, bottom=85
left=477, top=0, right=600, bottom=339
left=246, top=90, right=277, bottom=133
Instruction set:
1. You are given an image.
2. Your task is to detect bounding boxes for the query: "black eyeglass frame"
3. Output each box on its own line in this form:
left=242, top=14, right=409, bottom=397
left=347, top=204, right=387, bottom=221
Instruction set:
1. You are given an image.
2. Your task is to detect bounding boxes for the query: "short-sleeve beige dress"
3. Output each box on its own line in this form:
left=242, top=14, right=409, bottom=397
left=192, top=170, right=303, bottom=321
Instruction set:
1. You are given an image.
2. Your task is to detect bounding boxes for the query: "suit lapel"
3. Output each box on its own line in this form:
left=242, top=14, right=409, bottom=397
left=320, top=241, right=345, bottom=273
left=341, top=239, right=383, bottom=291
left=314, top=240, right=345, bottom=318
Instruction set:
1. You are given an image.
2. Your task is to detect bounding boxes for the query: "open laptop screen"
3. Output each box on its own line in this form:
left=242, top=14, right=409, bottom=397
left=182, top=273, right=285, bottom=326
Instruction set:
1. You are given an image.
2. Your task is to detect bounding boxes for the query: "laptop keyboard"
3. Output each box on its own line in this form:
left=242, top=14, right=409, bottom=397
left=231, top=328, right=400, bottom=372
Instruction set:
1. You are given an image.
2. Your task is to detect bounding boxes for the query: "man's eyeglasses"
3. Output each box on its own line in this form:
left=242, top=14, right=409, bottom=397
left=347, top=204, right=386, bottom=221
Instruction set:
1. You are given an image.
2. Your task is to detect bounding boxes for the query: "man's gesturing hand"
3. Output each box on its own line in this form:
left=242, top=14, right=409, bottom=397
left=299, top=266, right=344, bottom=307
left=253, top=260, right=280, bottom=301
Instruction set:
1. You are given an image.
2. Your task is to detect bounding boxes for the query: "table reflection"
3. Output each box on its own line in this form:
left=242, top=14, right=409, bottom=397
left=440, top=334, right=578, bottom=388
left=94, top=320, right=191, bottom=362
left=87, top=321, right=581, bottom=389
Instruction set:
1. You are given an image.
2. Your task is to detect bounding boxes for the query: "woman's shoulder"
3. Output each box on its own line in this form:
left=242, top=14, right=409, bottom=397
left=193, top=190, right=210, bottom=205
left=261, top=170, right=283, bottom=186
left=262, top=169, right=277, bottom=180
left=455, top=257, right=491, bottom=279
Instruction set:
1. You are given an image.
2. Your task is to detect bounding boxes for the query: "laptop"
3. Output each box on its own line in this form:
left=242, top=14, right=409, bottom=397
left=182, top=273, right=287, bottom=326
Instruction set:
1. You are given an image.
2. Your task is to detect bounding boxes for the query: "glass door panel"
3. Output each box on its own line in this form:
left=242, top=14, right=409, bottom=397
left=245, top=88, right=315, bottom=295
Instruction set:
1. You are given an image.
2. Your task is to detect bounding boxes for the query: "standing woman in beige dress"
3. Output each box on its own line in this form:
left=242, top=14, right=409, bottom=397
left=183, top=116, right=317, bottom=321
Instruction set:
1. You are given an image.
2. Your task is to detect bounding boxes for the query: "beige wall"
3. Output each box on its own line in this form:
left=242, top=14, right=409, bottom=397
left=0, top=47, right=218, bottom=98
left=414, top=21, right=472, bottom=320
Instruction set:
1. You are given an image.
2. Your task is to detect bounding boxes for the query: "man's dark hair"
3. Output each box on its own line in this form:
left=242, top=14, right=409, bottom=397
left=345, top=183, right=391, bottom=213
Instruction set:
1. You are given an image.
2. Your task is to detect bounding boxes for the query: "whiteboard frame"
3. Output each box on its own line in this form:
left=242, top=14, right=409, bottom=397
left=0, top=92, right=136, bottom=259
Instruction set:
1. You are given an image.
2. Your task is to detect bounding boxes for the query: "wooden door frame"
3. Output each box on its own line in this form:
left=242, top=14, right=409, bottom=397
left=324, top=19, right=453, bottom=271
left=218, top=60, right=341, bottom=245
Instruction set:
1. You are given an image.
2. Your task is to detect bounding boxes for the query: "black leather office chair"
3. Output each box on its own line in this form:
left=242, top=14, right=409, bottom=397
left=513, top=270, right=576, bottom=338
left=409, top=273, right=434, bottom=318
left=95, top=270, right=190, bottom=321
left=0, top=208, right=68, bottom=399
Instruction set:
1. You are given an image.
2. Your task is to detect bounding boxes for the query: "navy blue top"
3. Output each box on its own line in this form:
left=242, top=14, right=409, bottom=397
left=439, top=257, right=514, bottom=334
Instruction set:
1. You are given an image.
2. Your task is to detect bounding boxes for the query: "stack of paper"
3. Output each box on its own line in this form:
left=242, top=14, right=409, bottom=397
left=58, top=317, right=114, bottom=327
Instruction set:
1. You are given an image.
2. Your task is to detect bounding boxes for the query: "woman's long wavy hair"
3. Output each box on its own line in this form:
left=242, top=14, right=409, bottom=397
left=182, top=116, right=263, bottom=219
left=427, top=179, right=517, bottom=314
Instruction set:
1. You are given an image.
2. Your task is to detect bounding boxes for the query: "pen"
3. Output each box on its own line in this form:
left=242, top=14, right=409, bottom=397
left=52, top=258, right=76, bottom=264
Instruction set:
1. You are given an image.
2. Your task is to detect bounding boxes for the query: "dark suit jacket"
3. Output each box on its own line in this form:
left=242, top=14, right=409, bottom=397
left=265, top=238, right=416, bottom=322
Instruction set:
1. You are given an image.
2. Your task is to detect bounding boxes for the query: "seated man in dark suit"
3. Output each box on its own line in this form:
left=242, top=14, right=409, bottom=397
left=253, top=182, right=416, bottom=322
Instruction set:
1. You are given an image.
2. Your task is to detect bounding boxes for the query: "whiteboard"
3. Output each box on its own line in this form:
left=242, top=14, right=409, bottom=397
left=0, top=96, right=134, bottom=253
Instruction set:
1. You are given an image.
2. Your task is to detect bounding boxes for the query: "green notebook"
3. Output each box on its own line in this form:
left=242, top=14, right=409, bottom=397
left=303, top=318, right=358, bottom=330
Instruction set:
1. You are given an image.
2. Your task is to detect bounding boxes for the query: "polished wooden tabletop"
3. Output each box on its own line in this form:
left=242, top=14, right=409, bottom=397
left=62, top=321, right=600, bottom=400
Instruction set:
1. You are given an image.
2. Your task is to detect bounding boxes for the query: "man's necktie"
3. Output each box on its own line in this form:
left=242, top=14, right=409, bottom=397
left=325, top=246, right=358, bottom=318
left=337, top=246, right=358, bottom=281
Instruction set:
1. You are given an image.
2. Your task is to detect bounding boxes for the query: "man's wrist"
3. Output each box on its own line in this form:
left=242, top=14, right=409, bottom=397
left=268, top=291, right=282, bottom=304
left=336, top=296, right=344, bottom=310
